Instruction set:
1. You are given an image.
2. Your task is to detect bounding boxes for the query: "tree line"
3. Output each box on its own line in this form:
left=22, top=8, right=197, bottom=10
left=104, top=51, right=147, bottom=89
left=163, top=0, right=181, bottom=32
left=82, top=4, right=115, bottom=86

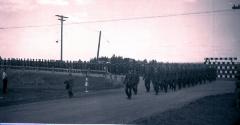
left=0, top=55, right=209, bottom=76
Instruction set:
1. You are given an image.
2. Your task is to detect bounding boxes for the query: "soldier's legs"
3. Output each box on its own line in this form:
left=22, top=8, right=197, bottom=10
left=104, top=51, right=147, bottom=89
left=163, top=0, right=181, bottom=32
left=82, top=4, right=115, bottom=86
left=187, top=80, right=191, bottom=87
left=147, top=84, right=150, bottom=92
left=128, top=87, right=132, bottom=99
left=68, top=91, right=73, bottom=98
left=166, top=80, right=169, bottom=92
left=169, top=82, right=172, bottom=90
left=125, top=86, right=129, bottom=96
left=3, top=79, right=7, bottom=94
left=182, top=79, right=186, bottom=88
left=164, top=81, right=168, bottom=93
left=145, top=81, right=150, bottom=92
left=200, top=78, right=203, bottom=84
left=125, top=86, right=132, bottom=99
left=147, top=83, right=150, bottom=92
left=173, top=82, right=176, bottom=91
left=191, top=79, right=194, bottom=86
left=160, top=83, right=163, bottom=91
left=153, top=83, right=159, bottom=95
left=178, top=80, right=182, bottom=90
left=133, top=84, right=138, bottom=95
left=204, top=77, right=206, bottom=83
left=171, top=82, right=175, bottom=91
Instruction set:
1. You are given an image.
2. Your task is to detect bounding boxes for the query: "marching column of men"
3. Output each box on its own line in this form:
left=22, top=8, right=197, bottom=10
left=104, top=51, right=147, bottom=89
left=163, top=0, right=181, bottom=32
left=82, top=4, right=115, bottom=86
left=124, top=63, right=217, bottom=99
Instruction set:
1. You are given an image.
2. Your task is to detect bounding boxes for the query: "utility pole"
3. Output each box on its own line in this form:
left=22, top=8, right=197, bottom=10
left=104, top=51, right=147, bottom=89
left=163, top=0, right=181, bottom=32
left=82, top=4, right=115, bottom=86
left=56, top=15, right=68, bottom=61
left=97, top=30, right=102, bottom=62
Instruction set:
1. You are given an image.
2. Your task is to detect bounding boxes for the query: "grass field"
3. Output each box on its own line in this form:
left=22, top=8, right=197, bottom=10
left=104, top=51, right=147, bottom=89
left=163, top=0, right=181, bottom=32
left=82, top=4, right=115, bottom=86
left=0, top=69, right=123, bottom=106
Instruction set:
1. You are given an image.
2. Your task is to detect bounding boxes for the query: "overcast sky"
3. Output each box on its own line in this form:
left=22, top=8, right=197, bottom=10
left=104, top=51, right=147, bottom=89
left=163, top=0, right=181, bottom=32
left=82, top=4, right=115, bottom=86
left=0, top=0, right=239, bottom=62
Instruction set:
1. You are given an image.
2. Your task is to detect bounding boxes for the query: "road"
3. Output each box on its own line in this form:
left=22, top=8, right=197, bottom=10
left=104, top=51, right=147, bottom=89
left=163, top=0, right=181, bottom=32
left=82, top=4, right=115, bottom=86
left=0, top=79, right=235, bottom=124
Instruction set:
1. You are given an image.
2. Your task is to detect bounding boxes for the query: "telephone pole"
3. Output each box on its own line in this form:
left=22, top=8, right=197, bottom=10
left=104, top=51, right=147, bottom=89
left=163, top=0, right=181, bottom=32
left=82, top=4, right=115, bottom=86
left=56, top=15, right=68, bottom=61
left=97, top=30, right=102, bottom=62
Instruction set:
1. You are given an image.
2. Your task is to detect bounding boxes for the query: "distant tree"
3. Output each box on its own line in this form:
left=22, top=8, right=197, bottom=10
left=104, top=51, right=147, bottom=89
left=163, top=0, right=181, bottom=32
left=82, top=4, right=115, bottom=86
left=143, top=59, right=148, bottom=63
left=78, top=59, right=82, bottom=63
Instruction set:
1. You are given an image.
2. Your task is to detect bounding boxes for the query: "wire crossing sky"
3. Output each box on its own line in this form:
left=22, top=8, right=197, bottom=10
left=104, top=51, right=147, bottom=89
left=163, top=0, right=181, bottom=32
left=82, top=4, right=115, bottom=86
left=0, top=8, right=237, bottom=30
left=0, top=0, right=239, bottom=62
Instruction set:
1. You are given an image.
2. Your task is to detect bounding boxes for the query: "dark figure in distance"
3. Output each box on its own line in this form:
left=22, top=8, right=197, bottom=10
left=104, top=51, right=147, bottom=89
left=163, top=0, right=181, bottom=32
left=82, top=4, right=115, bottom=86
left=132, top=70, right=140, bottom=95
left=64, top=73, right=74, bottom=98
left=143, top=73, right=151, bottom=92
left=2, top=68, right=8, bottom=94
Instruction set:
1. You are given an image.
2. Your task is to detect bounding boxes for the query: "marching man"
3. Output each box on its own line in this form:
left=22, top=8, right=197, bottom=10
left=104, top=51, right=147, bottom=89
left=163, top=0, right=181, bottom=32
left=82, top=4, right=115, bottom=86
left=64, top=73, right=74, bottom=98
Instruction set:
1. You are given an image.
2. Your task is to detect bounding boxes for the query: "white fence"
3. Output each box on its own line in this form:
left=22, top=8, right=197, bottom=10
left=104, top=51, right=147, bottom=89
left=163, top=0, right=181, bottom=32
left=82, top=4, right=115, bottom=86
left=0, top=65, right=107, bottom=75
left=204, top=57, right=238, bottom=79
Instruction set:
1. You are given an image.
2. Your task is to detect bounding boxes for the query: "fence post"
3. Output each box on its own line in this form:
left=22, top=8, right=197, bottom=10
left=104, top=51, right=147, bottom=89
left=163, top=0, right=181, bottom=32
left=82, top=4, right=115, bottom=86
left=85, top=72, right=89, bottom=93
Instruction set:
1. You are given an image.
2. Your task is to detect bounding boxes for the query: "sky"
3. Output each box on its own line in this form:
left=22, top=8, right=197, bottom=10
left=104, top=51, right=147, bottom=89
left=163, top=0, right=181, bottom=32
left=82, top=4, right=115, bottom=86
left=0, top=0, right=240, bottom=62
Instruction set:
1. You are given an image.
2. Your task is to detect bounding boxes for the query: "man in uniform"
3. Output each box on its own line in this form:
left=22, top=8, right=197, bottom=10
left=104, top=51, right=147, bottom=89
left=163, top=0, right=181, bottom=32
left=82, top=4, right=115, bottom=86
left=64, top=73, right=74, bottom=98
left=143, top=66, right=151, bottom=92
left=152, top=66, right=160, bottom=95
left=123, top=69, right=134, bottom=99
left=132, top=69, right=140, bottom=95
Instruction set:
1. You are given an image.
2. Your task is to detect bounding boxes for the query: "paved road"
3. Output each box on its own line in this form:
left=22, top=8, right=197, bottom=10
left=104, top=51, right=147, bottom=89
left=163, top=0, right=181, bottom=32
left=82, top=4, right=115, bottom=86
left=0, top=79, right=235, bottom=124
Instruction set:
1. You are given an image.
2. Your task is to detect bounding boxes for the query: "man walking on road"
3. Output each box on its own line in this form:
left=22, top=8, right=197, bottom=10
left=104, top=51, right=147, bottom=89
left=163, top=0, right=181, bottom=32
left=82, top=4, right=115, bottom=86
left=2, top=68, right=8, bottom=94
left=124, top=70, right=133, bottom=99
left=64, top=73, right=74, bottom=98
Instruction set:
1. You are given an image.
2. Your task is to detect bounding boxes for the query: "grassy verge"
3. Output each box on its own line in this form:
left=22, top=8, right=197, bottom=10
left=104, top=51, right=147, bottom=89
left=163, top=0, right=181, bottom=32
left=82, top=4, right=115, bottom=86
left=132, top=93, right=240, bottom=125
left=0, top=69, right=123, bottom=106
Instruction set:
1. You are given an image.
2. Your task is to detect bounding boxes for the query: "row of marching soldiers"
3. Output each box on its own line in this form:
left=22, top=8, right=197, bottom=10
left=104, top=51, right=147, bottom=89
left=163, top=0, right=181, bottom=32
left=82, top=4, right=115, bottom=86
left=124, top=63, right=217, bottom=99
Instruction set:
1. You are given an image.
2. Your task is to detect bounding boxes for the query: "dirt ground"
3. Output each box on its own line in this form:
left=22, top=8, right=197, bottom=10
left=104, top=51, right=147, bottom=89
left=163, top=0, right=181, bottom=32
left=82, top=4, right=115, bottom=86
left=133, top=93, right=240, bottom=125
left=0, top=79, right=236, bottom=124
left=0, top=88, right=122, bottom=107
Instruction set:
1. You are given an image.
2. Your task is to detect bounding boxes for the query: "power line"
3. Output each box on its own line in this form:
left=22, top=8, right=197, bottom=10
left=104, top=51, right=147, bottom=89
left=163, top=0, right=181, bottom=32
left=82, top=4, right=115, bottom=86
left=69, top=9, right=236, bottom=24
left=0, top=24, right=57, bottom=30
left=0, top=8, right=239, bottom=30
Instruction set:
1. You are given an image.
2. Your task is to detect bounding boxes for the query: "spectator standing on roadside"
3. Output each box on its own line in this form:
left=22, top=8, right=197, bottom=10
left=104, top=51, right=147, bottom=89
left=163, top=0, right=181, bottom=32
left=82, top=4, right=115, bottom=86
left=2, top=68, right=8, bottom=94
